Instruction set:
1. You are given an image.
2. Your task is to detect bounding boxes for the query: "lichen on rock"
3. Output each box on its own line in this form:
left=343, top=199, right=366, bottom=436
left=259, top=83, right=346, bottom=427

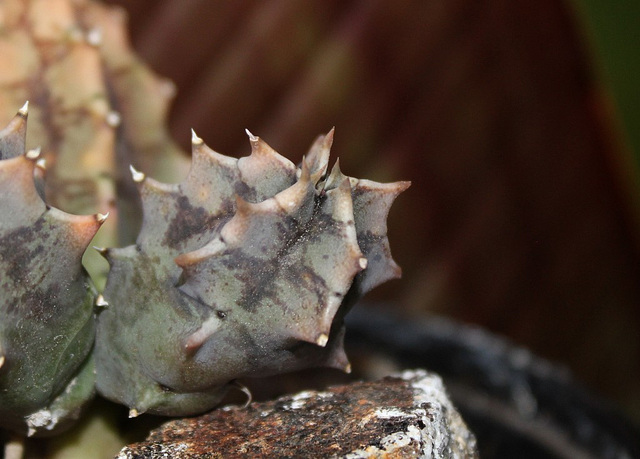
left=117, top=369, right=477, bottom=458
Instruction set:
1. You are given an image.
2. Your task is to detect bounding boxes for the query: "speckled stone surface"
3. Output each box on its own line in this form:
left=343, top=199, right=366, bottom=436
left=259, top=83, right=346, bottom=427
left=118, top=369, right=478, bottom=458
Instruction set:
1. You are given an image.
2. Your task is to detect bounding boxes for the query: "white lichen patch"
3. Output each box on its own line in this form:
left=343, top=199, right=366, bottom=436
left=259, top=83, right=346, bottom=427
left=281, top=390, right=333, bottom=411
left=374, top=407, right=414, bottom=419
left=280, top=398, right=306, bottom=411
left=291, top=390, right=333, bottom=401
left=26, top=409, right=65, bottom=437
left=380, top=424, right=422, bottom=450
left=117, top=442, right=188, bottom=459
left=346, top=370, right=477, bottom=458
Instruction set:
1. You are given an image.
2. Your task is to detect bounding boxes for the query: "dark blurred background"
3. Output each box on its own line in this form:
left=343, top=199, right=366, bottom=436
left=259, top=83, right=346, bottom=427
left=104, top=0, right=640, bottom=423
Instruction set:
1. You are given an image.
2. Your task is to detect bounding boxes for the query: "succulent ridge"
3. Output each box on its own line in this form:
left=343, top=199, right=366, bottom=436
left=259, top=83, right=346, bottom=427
left=95, top=130, right=408, bottom=416
left=0, top=106, right=105, bottom=436
left=0, top=102, right=28, bottom=161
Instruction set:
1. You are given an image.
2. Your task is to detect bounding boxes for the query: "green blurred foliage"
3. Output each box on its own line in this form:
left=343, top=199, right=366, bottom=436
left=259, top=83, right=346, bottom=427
left=576, top=0, right=640, bottom=170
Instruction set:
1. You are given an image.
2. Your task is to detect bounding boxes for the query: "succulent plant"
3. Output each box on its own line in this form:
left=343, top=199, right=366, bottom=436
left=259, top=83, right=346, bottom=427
left=0, top=0, right=409, bottom=437
left=95, top=130, right=409, bottom=416
left=0, top=106, right=104, bottom=436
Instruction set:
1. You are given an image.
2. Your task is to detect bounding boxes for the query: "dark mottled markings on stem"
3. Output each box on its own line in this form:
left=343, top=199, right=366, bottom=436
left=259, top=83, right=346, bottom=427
left=163, top=195, right=233, bottom=250
left=0, top=218, right=47, bottom=285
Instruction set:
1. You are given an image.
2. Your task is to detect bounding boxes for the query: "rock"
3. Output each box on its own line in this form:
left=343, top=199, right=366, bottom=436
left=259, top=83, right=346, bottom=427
left=117, top=369, right=478, bottom=458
